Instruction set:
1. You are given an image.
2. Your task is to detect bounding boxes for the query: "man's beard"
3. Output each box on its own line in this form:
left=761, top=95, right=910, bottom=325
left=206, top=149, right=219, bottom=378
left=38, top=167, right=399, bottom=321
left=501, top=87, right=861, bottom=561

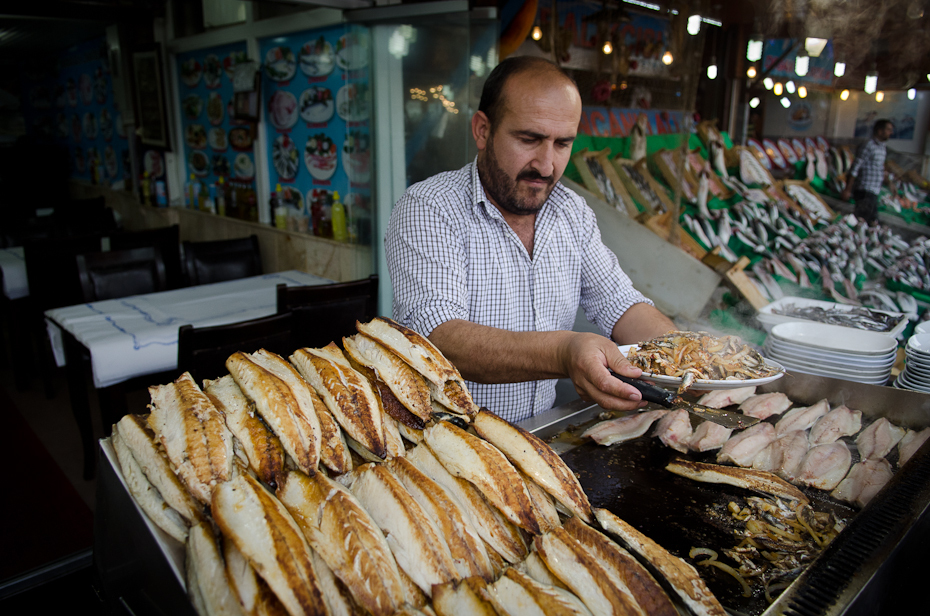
left=478, top=136, right=555, bottom=216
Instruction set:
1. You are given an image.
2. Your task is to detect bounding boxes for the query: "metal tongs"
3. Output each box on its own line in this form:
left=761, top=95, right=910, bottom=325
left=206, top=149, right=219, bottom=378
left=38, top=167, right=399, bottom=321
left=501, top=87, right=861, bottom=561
left=611, top=373, right=761, bottom=430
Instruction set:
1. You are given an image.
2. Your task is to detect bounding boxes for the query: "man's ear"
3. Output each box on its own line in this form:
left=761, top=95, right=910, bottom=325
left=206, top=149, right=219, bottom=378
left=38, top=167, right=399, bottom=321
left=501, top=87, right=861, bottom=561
left=472, top=111, right=491, bottom=151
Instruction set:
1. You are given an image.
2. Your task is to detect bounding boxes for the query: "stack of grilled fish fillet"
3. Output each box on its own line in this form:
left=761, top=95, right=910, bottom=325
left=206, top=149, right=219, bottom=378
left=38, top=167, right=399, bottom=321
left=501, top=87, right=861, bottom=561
left=111, top=316, right=728, bottom=616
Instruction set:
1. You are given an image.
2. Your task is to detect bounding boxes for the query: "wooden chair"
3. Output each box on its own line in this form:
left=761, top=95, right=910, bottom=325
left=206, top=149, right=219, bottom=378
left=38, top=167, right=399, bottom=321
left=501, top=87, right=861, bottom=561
left=182, top=235, right=262, bottom=286
left=276, top=275, right=378, bottom=349
left=109, top=225, right=184, bottom=289
left=76, top=246, right=167, bottom=303
left=177, top=311, right=296, bottom=384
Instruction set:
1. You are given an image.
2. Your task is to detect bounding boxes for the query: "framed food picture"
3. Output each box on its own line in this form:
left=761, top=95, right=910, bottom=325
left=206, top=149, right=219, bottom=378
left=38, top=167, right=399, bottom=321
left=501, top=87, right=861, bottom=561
left=133, top=50, right=170, bottom=148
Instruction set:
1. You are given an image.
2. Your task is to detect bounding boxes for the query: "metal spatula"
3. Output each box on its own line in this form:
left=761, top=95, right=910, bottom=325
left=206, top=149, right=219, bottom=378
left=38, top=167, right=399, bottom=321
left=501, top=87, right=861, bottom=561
left=611, top=373, right=761, bottom=430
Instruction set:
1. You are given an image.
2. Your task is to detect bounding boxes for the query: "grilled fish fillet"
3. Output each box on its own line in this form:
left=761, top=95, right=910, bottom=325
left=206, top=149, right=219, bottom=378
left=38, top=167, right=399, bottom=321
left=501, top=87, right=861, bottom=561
left=205, top=375, right=285, bottom=487
left=226, top=352, right=319, bottom=476
left=148, top=372, right=234, bottom=504
left=186, top=522, right=244, bottom=616
left=404, top=444, right=528, bottom=563
left=594, top=508, right=727, bottom=616
left=521, top=551, right=567, bottom=589
left=563, top=517, right=676, bottom=616
left=276, top=470, right=406, bottom=616
left=344, top=334, right=432, bottom=423
left=291, top=344, right=386, bottom=460
left=212, top=474, right=328, bottom=616
left=534, top=527, right=643, bottom=616
left=474, top=409, right=592, bottom=524
left=356, top=317, right=478, bottom=418
left=487, top=568, right=592, bottom=616
left=347, top=463, right=458, bottom=596
left=424, top=421, right=540, bottom=535
left=432, top=577, right=499, bottom=616
left=224, top=539, right=289, bottom=616
left=310, top=550, right=354, bottom=616
left=386, top=457, right=495, bottom=581
left=521, top=470, right=561, bottom=533
left=347, top=350, right=426, bottom=431
left=112, top=432, right=189, bottom=543
left=114, top=413, right=203, bottom=524
left=666, top=458, right=809, bottom=505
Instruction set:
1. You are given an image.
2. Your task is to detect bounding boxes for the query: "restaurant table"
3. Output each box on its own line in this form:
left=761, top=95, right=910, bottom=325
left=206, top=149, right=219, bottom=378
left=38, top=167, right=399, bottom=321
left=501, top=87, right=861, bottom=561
left=45, top=270, right=332, bottom=478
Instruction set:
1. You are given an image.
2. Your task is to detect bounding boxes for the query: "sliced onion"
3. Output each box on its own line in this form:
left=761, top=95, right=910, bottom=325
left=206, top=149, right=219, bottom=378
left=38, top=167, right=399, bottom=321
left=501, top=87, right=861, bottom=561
left=698, top=559, right=752, bottom=597
left=689, top=547, right=718, bottom=560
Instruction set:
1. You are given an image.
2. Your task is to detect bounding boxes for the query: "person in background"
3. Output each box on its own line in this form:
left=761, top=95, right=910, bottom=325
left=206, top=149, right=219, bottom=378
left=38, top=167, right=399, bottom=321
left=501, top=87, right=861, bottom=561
left=385, top=56, right=676, bottom=423
left=841, top=119, right=894, bottom=225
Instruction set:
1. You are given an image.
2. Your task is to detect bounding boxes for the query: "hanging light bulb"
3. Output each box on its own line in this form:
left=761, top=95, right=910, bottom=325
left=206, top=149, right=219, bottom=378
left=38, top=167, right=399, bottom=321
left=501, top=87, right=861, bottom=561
left=749, top=97, right=761, bottom=108
left=798, top=85, right=808, bottom=98
left=909, top=88, right=917, bottom=100
left=876, top=91, right=884, bottom=102
left=707, top=63, right=718, bottom=79
left=747, top=65, right=757, bottom=78
left=763, top=77, right=774, bottom=90
left=795, top=54, right=810, bottom=76
left=774, top=82, right=783, bottom=95
left=864, top=72, right=878, bottom=94
left=687, top=15, right=702, bottom=35
left=786, top=80, right=796, bottom=94
left=747, top=38, right=764, bottom=62
left=780, top=97, right=791, bottom=108
left=603, top=40, right=613, bottom=54
left=531, top=26, right=542, bottom=41
left=840, top=89, right=850, bottom=100
left=805, top=37, right=829, bottom=57
left=834, top=62, right=846, bottom=77
left=662, top=50, right=673, bottom=65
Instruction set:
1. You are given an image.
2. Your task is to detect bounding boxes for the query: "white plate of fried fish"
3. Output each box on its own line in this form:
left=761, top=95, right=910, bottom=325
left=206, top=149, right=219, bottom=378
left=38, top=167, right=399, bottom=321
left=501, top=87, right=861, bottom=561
left=618, top=344, right=785, bottom=391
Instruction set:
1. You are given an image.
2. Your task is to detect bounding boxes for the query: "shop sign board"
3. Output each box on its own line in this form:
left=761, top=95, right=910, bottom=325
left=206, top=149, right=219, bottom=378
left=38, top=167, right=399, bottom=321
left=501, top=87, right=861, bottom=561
left=579, top=106, right=685, bottom=137
left=762, top=39, right=835, bottom=86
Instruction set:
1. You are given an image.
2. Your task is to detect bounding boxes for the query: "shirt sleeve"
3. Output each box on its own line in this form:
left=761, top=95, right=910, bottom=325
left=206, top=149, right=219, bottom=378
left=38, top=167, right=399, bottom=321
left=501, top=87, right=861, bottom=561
left=384, top=184, right=471, bottom=338
left=573, top=194, right=652, bottom=338
left=848, top=141, right=871, bottom=178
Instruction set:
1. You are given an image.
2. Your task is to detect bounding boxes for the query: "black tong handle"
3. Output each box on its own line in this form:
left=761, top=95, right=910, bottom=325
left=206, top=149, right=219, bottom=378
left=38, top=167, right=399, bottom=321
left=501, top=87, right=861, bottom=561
left=611, top=372, right=677, bottom=407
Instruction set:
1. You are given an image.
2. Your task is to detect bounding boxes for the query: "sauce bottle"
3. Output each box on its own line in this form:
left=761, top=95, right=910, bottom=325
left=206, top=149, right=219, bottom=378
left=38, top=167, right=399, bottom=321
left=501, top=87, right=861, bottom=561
left=216, top=177, right=226, bottom=216
left=331, top=190, right=347, bottom=242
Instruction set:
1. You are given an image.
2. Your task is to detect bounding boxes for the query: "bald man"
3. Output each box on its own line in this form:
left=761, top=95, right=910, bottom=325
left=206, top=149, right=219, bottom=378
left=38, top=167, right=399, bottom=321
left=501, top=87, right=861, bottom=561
left=385, top=56, right=675, bottom=423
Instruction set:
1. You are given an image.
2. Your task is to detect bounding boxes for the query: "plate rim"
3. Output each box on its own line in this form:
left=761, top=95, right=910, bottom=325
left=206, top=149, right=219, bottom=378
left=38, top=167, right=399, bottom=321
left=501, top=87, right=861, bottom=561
left=618, top=344, right=786, bottom=391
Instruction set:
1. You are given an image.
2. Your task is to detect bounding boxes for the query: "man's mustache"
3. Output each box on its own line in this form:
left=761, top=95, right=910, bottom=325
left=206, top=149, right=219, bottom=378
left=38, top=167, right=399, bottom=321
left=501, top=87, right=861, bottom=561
left=517, top=170, right=554, bottom=183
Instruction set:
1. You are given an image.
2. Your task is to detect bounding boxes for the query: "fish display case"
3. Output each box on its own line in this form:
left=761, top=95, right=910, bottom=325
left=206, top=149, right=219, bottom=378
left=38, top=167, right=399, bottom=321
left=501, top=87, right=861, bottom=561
left=517, top=372, right=930, bottom=616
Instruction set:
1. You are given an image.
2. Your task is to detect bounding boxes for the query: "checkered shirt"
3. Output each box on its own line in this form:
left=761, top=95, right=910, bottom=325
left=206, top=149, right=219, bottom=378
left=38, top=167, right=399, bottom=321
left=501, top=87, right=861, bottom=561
left=385, top=159, right=651, bottom=423
left=849, top=138, right=886, bottom=195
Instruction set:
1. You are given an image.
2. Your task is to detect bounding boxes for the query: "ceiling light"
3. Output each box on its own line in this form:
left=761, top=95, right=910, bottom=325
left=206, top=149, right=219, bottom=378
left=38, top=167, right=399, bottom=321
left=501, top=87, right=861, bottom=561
left=749, top=97, right=760, bottom=108
left=531, top=26, right=542, bottom=41
left=707, top=63, right=718, bottom=79
left=774, top=82, right=783, bottom=95
left=747, top=39, right=764, bottom=62
left=662, top=50, right=673, bottom=65
left=687, top=15, right=701, bottom=35
left=834, top=62, right=846, bottom=77
left=876, top=91, right=884, bottom=102
left=795, top=55, right=810, bottom=76
left=805, top=37, right=829, bottom=57
left=780, top=97, right=791, bottom=108
left=747, top=66, right=757, bottom=78
left=786, top=81, right=796, bottom=94
left=603, top=41, right=613, bottom=54
left=840, top=89, right=850, bottom=100
left=864, top=73, right=878, bottom=94
left=798, top=86, right=808, bottom=98
left=909, top=88, right=917, bottom=100
left=763, top=77, right=774, bottom=90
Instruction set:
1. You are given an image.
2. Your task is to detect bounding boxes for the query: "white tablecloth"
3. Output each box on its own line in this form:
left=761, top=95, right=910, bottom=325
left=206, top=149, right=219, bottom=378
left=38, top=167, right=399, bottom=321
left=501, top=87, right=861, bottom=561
left=45, top=270, right=332, bottom=388
left=0, top=247, right=28, bottom=300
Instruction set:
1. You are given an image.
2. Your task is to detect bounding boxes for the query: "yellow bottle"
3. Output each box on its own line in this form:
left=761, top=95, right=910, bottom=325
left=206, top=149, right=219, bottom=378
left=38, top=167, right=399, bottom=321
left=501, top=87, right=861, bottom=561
left=331, top=191, right=347, bottom=242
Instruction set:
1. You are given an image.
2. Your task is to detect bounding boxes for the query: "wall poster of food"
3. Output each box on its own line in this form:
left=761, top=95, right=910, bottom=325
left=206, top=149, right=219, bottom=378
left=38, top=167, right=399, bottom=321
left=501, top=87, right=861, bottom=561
left=19, top=36, right=130, bottom=185
left=175, top=41, right=254, bottom=216
left=260, top=24, right=372, bottom=244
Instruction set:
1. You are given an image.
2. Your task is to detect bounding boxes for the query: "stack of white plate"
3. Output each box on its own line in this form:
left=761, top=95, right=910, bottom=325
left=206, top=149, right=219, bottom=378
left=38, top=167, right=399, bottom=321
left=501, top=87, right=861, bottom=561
left=895, top=334, right=930, bottom=392
left=764, top=322, right=897, bottom=385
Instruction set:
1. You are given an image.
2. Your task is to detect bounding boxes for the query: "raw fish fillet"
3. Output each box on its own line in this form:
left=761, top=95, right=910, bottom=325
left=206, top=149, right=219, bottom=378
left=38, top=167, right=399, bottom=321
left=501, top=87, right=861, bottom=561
left=796, top=442, right=852, bottom=490
left=856, top=417, right=907, bottom=460
left=583, top=410, right=669, bottom=446
left=831, top=458, right=893, bottom=508
left=738, top=393, right=792, bottom=419
left=899, top=427, right=930, bottom=466
left=775, top=399, right=830, bottom=436
left=688, top=421, right=732, bottom=452
left=696, top=386, right=757, bottom=409
left=751, top=430, right=809, bottom=480
left=652, top=409, right=692, bottom=453
left=809, top=405, right=862, bottom=445
left=717, top=422, right=776, bottom=467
